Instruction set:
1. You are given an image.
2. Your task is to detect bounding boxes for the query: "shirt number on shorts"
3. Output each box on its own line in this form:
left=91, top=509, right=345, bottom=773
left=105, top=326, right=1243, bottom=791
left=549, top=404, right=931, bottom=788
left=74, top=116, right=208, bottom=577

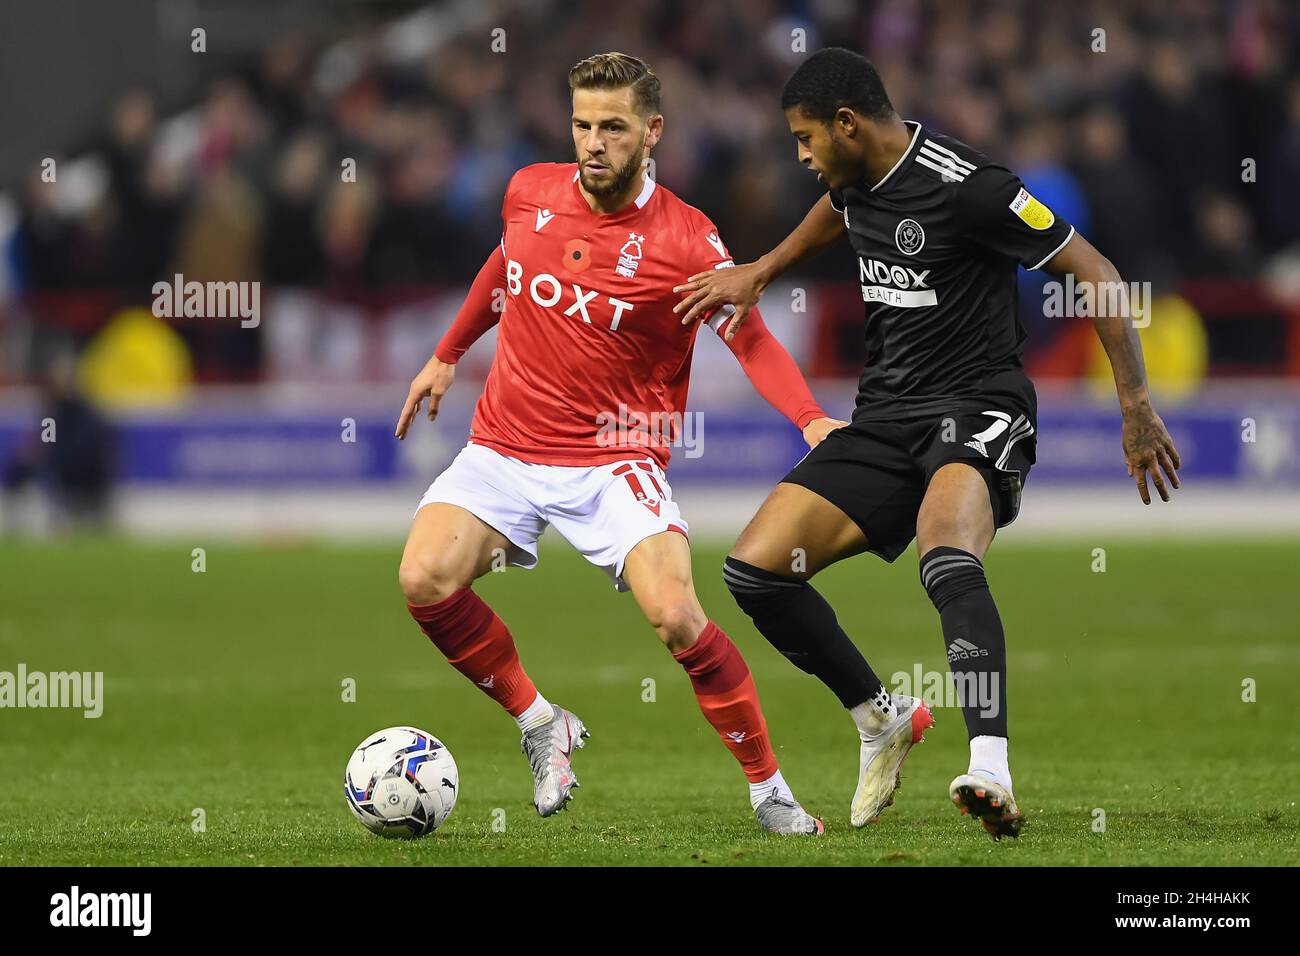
left=612, top=461, right=666, bottom=516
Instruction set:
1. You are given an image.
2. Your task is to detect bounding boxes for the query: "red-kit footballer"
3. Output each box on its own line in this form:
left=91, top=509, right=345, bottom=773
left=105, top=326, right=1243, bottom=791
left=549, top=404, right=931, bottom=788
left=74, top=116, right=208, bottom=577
left=395, top=52, right=841, bottom=835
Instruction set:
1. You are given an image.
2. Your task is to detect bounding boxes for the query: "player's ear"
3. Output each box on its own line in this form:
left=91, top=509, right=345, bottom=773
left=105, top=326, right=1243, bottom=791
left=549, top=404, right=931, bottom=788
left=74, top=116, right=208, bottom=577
left=835, top=107, right=858, bottom=139
left=644, top=113, right=664, bottom=151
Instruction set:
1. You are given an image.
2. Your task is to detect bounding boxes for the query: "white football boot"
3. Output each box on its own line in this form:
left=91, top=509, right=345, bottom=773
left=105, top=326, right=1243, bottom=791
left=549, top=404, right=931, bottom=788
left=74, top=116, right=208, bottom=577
left=520, top=704, right=589, bottom=817
left=851, top=694, right=934, bottom=827
left=948, top=772, right=1024, bottom=840
left=754, top=794, right=825, bottom=836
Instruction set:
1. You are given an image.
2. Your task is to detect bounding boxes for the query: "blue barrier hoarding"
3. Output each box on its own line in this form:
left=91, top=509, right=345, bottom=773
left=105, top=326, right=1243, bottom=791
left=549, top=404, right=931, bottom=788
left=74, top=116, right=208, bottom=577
left=0, top=397, right=1296, bottom=487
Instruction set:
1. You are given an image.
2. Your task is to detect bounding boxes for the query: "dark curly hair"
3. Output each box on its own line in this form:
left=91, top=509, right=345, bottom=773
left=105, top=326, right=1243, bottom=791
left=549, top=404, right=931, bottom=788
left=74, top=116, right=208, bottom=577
left=780, top=48, right=893, bottom=122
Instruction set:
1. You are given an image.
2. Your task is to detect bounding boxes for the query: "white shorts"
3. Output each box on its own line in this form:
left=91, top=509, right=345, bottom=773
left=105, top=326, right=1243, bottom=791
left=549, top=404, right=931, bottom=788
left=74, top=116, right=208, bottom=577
left=415, top=442, right=689, bottom=591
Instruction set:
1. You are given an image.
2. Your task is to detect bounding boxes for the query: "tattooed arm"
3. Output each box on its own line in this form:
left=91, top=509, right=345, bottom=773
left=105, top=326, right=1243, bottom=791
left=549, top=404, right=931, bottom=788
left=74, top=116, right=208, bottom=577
left=1042, top=232, right=1182, bottom=504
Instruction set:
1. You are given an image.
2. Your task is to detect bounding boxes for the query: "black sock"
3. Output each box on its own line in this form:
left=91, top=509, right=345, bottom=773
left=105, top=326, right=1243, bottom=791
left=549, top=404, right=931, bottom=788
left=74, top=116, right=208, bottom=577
left=723, top=556, right=882, bottom=708
left=919, top=546, right=1008, bottom=738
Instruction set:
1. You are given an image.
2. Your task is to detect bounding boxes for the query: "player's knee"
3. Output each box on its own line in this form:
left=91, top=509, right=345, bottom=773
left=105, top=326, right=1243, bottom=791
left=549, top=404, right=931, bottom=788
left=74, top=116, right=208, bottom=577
left=918, top=546, right=988, bottom=613
left=645, top=596, right=706, bottom=652
left=917, top=514, right=973, bottom=558
left=727, top=528, right=777, bottom=572
left=723, top=555, right=803, bottom=615
left=729, top=529, right=810, bottom=582
left=398, top=552, right=473, bottom=606
left=917, top=487, right=995, bottom=556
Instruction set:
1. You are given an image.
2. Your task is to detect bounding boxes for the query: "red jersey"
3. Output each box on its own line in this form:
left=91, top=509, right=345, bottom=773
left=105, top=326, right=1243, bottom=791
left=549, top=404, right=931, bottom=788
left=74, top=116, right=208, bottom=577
left=436, top=162, right=824, bottom=469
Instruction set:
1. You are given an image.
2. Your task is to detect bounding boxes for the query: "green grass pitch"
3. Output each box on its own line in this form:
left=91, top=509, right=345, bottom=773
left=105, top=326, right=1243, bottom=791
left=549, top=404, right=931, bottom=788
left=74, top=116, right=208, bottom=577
left=0, top=536, right=1296, bottom=866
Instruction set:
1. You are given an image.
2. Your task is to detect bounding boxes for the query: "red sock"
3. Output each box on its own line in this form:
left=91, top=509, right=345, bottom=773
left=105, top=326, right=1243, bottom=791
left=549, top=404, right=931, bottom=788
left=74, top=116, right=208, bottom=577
left=672, top=622, right=779, bottom=783
left=407, top=588, right=538, bottom=717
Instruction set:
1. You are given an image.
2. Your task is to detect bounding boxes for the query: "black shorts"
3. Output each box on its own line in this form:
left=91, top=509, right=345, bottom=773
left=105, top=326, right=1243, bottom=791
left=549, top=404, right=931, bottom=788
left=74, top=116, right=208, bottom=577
left=783, top=404, right=1036, bottom=563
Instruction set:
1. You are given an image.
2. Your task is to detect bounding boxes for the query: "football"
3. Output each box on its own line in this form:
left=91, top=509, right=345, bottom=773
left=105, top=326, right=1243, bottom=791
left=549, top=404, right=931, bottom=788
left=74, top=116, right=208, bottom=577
left=344, top=727, right=459, bottom=838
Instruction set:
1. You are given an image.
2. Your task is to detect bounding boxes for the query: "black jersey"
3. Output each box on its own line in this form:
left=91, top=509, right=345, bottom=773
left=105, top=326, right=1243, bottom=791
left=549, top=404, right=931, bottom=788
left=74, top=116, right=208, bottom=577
left=828, top=120, right=1075, bottom=421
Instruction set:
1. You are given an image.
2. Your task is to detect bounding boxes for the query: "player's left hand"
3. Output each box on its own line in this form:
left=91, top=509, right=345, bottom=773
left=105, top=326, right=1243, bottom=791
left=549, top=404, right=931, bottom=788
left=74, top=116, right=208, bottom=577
left=802, top=417, right=848, bottom=449
left=1122, top=402, right=1181, bottom=504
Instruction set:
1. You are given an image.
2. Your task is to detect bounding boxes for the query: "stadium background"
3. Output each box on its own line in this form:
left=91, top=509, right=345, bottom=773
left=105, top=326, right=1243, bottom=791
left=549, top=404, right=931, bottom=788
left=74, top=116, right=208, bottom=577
left=0, top=0, right=1297, bottom=867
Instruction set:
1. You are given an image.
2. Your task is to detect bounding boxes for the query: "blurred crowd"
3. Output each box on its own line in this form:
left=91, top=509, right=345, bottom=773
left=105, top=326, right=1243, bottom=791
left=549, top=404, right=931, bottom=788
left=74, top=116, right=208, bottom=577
left=5, top=0, right=1299, bottom=311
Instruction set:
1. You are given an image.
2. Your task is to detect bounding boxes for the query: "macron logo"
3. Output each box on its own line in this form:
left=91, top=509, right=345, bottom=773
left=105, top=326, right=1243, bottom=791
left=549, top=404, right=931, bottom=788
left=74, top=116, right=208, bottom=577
left=704, top=231, right=728, bottom=259
left=477, top=675, right=495, bottom=690
left=535, top=208, right=554, bottom=232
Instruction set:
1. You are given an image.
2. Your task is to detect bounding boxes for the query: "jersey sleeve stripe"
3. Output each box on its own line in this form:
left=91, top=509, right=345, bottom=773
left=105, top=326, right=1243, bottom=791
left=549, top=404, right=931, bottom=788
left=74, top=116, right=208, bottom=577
left=915, top=154, right=967, bottom=181
left=921, top=139, right=977, bottom=171
left=1028, top=224, right=1075, bottom=271
left=918, top=146, right=973, bottom=177
left=706, top=304, right=737, bottom=331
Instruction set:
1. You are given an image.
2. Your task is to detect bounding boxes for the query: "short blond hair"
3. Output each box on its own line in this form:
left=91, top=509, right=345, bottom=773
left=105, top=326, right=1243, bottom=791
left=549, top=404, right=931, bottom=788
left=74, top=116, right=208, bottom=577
left=568, top=52, right=661, bottom=116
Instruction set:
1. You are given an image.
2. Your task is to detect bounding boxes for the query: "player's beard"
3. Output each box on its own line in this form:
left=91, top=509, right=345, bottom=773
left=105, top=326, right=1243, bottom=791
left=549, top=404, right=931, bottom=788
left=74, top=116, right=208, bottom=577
left=579, top=140, right=646, bottom=199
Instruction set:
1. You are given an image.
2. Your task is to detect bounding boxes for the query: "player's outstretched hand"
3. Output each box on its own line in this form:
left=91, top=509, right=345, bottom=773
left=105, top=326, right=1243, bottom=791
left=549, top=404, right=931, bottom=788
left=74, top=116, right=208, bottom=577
left=1122, top=402, right=1181, bottom=504
left=395, top=354, right=455, bottom=440
left=802, top=417, right=849, bottom=449
left=673, top=261, right=768, bottom=341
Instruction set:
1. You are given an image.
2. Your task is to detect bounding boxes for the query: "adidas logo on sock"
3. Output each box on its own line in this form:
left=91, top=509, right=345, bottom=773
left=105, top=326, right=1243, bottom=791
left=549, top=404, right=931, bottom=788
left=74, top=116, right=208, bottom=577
left=947, top=638, right=988, bottom=662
